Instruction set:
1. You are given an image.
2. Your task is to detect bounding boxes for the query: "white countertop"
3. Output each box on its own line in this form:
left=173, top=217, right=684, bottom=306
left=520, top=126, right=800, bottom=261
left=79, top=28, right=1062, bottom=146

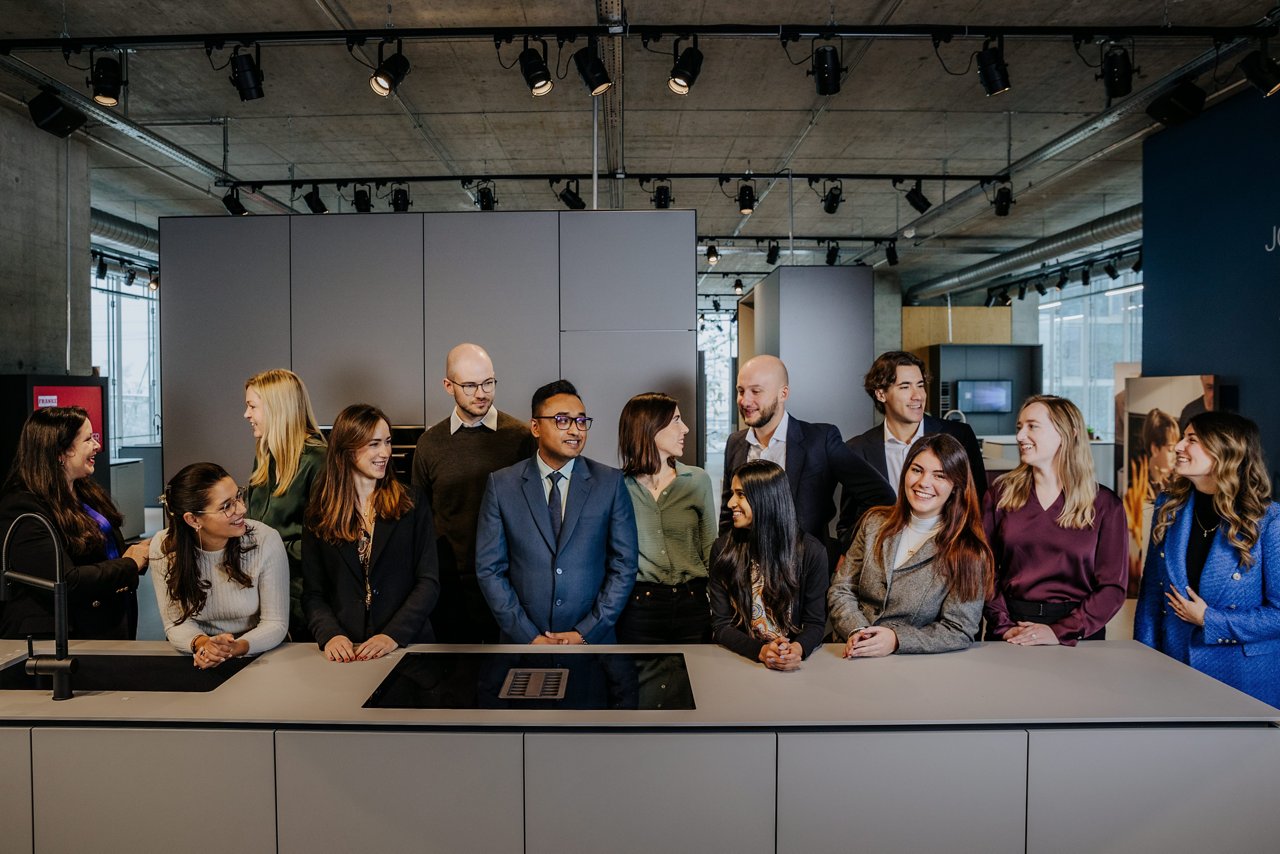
left=0, top=640, right=1275, bottom=728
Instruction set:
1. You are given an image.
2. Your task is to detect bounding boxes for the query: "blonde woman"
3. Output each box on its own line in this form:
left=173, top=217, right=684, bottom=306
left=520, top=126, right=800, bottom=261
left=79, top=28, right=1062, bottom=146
left=983, top=395, right=1127, bottom=645
left=243, top=368, right=326, bottom=640
left=1136, top=412, right=1279, bottom=706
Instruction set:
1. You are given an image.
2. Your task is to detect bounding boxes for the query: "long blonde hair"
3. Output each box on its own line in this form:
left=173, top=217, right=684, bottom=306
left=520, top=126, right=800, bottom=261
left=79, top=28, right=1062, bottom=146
left=246, top=369, right=325, bottom=496
left=1152, top=412, right=1273, bottom=568
left=995, top=394, right=1099, bottom=529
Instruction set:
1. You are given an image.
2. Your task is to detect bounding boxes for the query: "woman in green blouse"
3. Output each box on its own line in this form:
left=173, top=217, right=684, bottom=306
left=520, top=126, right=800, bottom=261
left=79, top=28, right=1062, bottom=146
left=243, top=368, right=326, bottom=640
left=615, top=393, right=717, bottom=643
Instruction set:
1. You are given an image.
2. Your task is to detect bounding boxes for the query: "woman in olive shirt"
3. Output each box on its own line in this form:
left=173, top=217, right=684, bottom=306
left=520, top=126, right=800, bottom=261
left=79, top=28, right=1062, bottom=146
left=243, top=368, right=326, bottom=640
left=615, top=393, right=717, bottom=643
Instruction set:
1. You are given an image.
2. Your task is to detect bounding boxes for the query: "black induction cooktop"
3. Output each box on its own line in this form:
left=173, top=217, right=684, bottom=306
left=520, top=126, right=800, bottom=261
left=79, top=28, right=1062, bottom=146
left=362, top=652, right=695, bottom=710
left=0, top=653, right=253, bottom=693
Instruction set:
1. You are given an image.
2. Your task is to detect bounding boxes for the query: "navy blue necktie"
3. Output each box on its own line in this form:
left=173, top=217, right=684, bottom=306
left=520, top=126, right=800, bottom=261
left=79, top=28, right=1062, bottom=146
left=547, top=471, right=564, bottom=543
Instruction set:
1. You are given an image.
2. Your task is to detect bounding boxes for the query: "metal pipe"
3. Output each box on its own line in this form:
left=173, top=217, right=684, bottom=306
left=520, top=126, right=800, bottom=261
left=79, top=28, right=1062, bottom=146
left=91, top=209, right=160, bottom=255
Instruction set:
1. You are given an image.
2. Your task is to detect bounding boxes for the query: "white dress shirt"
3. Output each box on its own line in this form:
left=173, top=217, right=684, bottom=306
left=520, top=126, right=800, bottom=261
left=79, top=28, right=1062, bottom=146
left=535, top=454, right=576, bottom=521
left=746, top=410, right=790, bottom=470
left=883, top=418, right=925, bottom=494
left=450, top=404, right=500, bottom=434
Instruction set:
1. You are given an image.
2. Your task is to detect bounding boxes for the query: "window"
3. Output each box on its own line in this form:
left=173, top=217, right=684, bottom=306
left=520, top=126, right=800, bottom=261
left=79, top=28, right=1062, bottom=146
left=699, top=313, right=738, bottom=466
left=91, top=267, right=161, bottom=454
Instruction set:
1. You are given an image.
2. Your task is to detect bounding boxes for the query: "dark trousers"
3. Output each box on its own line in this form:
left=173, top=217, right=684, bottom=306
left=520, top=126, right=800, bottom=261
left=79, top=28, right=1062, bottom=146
left=615, top=579, right=711, bottom=644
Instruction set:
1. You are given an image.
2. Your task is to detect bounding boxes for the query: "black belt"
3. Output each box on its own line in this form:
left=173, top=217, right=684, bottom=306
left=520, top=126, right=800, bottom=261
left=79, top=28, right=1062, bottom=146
left=633, top=578, right=707, bottom=596
left=1007, top=598, right=1079, bottom=620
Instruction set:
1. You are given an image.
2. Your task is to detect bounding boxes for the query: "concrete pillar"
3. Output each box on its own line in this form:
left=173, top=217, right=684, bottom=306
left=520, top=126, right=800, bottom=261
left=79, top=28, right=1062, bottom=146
left=872, top=269, right=903, bottom=355
left=0, top=102, right=91, bottom=374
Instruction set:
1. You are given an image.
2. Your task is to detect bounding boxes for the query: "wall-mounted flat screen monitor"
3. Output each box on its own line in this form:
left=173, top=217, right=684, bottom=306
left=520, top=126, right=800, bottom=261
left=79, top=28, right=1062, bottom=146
left=956, top=380, right=1013, bottom=414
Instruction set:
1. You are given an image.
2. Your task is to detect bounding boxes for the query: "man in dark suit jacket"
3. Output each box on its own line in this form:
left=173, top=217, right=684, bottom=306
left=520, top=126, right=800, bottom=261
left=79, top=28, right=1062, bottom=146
left=476, top=380, right=638, bottom=645
left=720, top=355, right=894, bottom=564
left=837, top=351, right=988, bottom=546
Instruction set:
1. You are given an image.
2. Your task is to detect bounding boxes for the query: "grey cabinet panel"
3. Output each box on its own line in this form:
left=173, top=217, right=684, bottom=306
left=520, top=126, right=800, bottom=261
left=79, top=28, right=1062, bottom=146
left=276, top=730, right=523, bottom=854
left=777, top=730, right=1027, bottom=854
left=1027, top=727, right=1280, bottom=853
left=290, top=214, right=426, bottom=425
left=561, top=330, right=698, bottom=468
left=31, top=727, right=274, bottom=853
left=423, top=212, right=561, bottom=425
left=525, top=732, right=775, bottom=854
left=558, top=211, right=696, bottom=332
left=0, top=728, right=31, bottom=854
left=159, top=216, right=291, bottom=481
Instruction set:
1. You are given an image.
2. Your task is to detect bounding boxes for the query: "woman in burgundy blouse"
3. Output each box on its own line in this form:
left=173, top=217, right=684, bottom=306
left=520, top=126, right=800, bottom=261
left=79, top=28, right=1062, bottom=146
left=983, top=395, right=1127, bottom=645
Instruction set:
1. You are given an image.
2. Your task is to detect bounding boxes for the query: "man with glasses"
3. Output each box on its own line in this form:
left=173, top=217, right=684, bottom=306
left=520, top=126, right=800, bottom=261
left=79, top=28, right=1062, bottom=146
left=412, top=343, right=534, bottom=642
left=476, top=379, right=638, bottom=645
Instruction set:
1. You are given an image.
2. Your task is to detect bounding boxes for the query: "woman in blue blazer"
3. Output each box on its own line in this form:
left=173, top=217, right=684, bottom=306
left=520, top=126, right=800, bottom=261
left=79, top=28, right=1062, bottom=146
left=1135, top=412, right=1280, bottom=707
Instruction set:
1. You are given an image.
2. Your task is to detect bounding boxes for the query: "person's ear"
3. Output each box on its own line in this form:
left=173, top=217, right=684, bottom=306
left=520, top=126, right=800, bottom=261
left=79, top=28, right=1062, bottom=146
left=182, top=511, right=201, bottom=531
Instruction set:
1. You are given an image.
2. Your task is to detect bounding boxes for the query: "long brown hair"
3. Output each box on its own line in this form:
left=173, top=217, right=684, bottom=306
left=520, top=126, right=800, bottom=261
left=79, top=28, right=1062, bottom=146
left=2, top=406, right=122, bottom=553
left=160, top=462, right=255, bottom=625
left=618, top=392, right=679, bottom=477
left=246, top=369, right=326, bottom=496
left=1152, top=412, right=1273, bottom=568
left=995, top=394, right=1099, bottom=529
left=870, top=434, right=994, bottom=601
left=307, top=404, right=412, bottom=545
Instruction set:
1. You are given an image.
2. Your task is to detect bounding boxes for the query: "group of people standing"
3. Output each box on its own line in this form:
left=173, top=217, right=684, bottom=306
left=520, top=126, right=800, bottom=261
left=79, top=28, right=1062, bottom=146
left=0, top=345, right=1275, bottom=708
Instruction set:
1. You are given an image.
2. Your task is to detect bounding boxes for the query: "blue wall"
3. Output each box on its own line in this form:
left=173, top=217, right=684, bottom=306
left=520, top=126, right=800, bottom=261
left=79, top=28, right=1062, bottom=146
left=1143, top=90, right=1280, bottom=484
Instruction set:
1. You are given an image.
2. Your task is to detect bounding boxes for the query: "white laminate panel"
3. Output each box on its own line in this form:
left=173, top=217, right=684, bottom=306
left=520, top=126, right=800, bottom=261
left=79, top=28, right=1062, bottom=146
left=777, top=730, right=1027, bottom=854
left=276, top=730, right=523, bottom=854
left=525, top=732, right=775, bottom=854
left=0, top=728, right=32, bottom=854
left=1027, top=727, right=1280, bottom=854
left=31, top=727, right=275, bottom=854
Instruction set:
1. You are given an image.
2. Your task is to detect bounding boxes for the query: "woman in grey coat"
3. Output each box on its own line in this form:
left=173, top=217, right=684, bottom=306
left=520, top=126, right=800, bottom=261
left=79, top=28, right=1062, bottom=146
left=830, top=433, right=994, bottom=656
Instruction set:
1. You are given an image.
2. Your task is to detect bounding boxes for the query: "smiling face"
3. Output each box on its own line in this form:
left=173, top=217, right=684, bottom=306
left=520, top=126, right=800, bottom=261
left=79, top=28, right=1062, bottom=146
left=243, top=386, right=266, bottom=439
left=352, top=419, right=393, bottom=482
left=184, top=476, right=246, bottom=550
left=876, top=364, right=927, bottom=429
left=726, top=475, right=753, bottom=529
left=902, top=448, right=954, bottom=517
left=654, top=407, right=689, bottom=462
left=736, top=357, right=788, bottom=431
left=1015, top=401, right=1063, bottom=471
left=531, top=393, right=588, bottom=469
left=61, top=417, right=100, bottom=484
left=1174, top=424, right=1216, bottom=488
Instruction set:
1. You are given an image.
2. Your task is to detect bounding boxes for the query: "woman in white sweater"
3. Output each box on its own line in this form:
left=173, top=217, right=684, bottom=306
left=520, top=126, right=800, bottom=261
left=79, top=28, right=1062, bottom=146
left=151, top=462, right=289, bottom=667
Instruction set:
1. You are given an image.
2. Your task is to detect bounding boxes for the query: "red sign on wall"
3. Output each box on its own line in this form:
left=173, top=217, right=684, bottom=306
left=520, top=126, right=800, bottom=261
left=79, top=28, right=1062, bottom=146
left=33, top=385, right=106, bottom=444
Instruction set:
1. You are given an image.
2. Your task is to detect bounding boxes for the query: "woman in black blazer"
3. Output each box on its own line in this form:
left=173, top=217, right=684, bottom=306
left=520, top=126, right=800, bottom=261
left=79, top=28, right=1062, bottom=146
left=301, top=404, right=439, bottom=662
left=0, top=407, right=149, bottom=639
left=710, top=460, right=828, bottom=670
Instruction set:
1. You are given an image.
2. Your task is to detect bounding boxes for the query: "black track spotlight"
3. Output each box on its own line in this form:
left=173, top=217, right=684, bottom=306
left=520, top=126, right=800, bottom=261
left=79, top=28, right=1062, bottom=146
left=1056, top=269, right=1069, bottom=290
left=147, top=272, right=160, bottom=292
left=1103, top=261, right=1120, bottom=280
left=996, top=289, right=1013, bottom=307
left=519, top=38, right=554, bottom=97
left=651, top=181, right=673, bottom=210
left=976, top=36, right=1010, bottom=96
left=810, top=44, right=842, bottom=96
left=1099, top=44, right=1134, bottom=101
left=95, top=254, right=108, bottom=281
left=983, top=290, right=997, bottom=308
left=1034, top=279, right=1048, bottom=297
left=302, top=184, right=328, bottom=214
left=573, top=38, right=613, bottom=96
left=904, top=179, right=932, bottom=215
left=885, top=240, right=899, bottom=267
left=737, top=181, right=756, bottom=216
left=229, top=45, right=265, bottom=102
left=352, top=185, right=373, bottom=213
left=126, top=268, right=137, bottom=287
left=706, top=244, right=719, bottom=266
left=1240, top=47, right=1280, bottom=97
left=370, top=40, right=410, bottom=97
left=390, top=184, right=411, bottom=212
left=993, top=185, right=1014, bottom=217
left=765, top=240, right=780, bottom=265
left=668, top=36, right=704, bottom=95
left=825, top=242, right=840, bottom=266
left=1080, top=266, right=1091, bottom=288
left=821, top=180, right=843, bottom=215
left=222, top=187, right=249, bottom=216
left=27, top=90, right=86, bottom=138
left=556, top=178, right=586, bottom=210
left=1017, top=282, right=1028, bottom=301
left=89, top=53, right=124, bottom=107
left=734, top=278, right=744, bottom=295
left=475, top=182, right=497, bottom=211
left=1131, top=251, right=1143, bottom=274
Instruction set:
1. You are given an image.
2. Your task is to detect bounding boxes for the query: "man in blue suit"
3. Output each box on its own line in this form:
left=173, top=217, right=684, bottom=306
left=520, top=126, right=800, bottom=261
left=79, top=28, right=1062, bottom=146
left=477, top=380, right=638, bottom=644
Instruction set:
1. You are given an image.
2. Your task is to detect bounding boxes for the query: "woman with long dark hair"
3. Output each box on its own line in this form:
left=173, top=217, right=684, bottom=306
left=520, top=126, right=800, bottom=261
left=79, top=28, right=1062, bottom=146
left=615, top=392, right=717, bottom=644
left=149, top=463, right=288, bottom=667
left=709, top=460, right=827, bottom=669
left=830, top=434, right=993, bottom=656
left=1135, top=412, right=1280, bottom=706
left=302, top=403, right=439, bottom=662
left=0, top=406, right=148, bottom=639
left=983, top=395, right=1127, bottom=645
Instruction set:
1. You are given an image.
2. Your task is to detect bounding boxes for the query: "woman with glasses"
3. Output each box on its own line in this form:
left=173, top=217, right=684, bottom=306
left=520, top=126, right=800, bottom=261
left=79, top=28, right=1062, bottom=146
left=302, top=403, right=440, bottom=662
left=0, top=406, right=149, bottom=640
left=243, top=368, right=327, bottom=641
left=709, top=460, right=827, bottom=669
left=149, top=462, right=288, bottom=666
left=615, top=393, right=716, bottom=643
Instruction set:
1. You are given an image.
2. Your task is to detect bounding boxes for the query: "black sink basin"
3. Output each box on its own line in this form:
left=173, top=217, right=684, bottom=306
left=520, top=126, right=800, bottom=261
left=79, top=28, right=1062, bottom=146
left=0, top=653, right=253, bottom=693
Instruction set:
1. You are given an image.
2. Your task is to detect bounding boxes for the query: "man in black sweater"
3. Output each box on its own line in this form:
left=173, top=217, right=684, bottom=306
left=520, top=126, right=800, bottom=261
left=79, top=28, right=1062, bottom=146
left=412, top=343, right=534, bottom=642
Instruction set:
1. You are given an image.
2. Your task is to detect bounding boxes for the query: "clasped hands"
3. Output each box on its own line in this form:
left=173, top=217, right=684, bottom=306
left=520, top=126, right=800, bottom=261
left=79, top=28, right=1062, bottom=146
left=758, top=637, right=802, bottom=670
left=323, top=633, right=398, bottom=662
left=842, top=625, right=898, bottom=658
left=192, top=633, right=247, bottom=669
left=532, top=630, right=585, bottom=645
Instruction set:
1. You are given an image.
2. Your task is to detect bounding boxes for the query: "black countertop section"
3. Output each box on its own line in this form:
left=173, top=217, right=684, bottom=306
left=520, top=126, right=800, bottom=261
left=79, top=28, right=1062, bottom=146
left=0, top=654, right=253, bottom=693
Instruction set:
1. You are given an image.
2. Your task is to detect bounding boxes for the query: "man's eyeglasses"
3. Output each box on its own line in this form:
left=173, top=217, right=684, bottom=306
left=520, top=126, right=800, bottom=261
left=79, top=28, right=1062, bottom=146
left=194, top=488, right=247, bottom=519
left=534, top=415, right=593, bottom=431
left=449, top=378, right=496, bottom=397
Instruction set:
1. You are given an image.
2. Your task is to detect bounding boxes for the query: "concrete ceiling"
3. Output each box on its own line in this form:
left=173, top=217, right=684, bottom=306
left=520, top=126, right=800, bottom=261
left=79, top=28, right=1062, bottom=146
left=1, top=1, right=1274, bottom=300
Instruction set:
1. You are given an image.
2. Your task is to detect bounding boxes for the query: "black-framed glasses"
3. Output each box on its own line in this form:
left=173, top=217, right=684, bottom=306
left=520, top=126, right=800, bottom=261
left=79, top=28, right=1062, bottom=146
left=534, top=415, right=593, bottom=431
left=193, top=488, right=247, bottom=519
left=449, top=377, right=496, bottom=397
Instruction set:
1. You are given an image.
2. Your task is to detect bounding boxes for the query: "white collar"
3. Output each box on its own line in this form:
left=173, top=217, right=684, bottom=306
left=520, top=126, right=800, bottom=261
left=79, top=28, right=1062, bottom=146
left=883, top=417, right=925, bottom=447
left=536, top=453, right=576, bottom=481
left=450, top=405, right=500, bottom=434
left=746, top=410, right=791, bottom=448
